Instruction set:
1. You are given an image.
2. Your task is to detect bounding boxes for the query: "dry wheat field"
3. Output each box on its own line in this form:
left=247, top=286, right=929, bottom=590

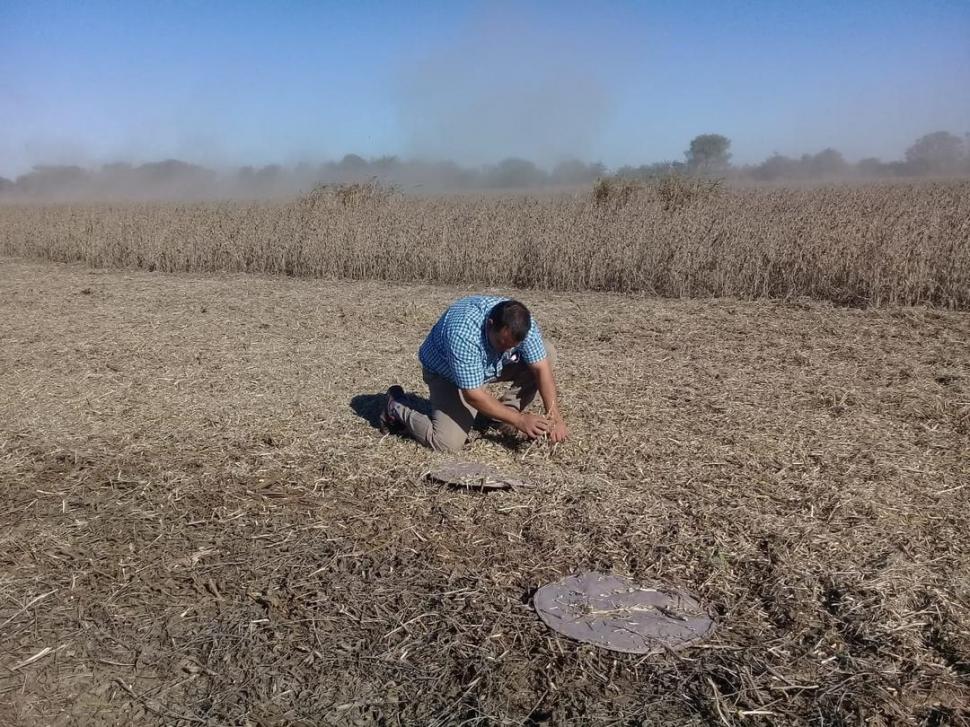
left=1, top=180, right=969, bottom=309
left=1, top=182, right=970, bottom=725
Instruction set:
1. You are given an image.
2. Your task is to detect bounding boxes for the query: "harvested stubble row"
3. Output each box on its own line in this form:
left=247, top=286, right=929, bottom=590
left=1, top=259, right=968, bottom=725
left=1, top=179, right=968, bottom=309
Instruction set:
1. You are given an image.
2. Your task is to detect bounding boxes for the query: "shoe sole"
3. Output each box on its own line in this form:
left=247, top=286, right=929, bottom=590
left=379, top=386, right=405, bottom=434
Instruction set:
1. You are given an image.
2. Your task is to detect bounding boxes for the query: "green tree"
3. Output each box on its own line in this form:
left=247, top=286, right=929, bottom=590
left=685, top=134, right=732, bottom=172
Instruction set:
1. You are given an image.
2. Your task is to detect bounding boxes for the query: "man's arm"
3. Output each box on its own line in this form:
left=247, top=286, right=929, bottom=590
left=461, top=387, right=550, bottom=439
left=529, top=358, right=569, bottom=443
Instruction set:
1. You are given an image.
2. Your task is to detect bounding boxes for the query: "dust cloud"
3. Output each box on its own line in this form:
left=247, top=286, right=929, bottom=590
left=2, top=3, right=968, bottom=201
left=393, top=6, right=612, bottom=168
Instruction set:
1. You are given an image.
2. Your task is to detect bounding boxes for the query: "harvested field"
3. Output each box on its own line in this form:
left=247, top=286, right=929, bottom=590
left=1, top=180, right=969, bottom=309
left=1, top=257, right=969, bottom=725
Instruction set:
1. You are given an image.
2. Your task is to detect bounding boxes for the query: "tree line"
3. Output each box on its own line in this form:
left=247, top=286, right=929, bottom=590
left=616, top=131, right=970, bottom=181
left=1, top=130, right=967, bottom=200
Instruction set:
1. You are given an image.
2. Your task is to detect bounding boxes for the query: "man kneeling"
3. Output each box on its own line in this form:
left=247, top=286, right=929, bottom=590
left=381, top=296, right=568, bottom=452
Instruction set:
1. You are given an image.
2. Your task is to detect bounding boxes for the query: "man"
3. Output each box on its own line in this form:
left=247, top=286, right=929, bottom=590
left=381, top=296, right=568, bottom=452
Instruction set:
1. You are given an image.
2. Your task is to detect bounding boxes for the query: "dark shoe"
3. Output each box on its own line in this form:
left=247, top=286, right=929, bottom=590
left=379, top=385, right=405, bottom=433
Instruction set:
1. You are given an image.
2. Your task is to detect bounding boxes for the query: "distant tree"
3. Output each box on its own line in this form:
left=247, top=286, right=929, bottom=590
left=613, top=165, right=638, bottom=179
left=747, top=148, right=847, bottom=181
left=13, top=165, right=90, bottom=197
left=484, top=158, right=546, bottom=188
left=94, top=163, right=135, bottom=196
left=614, top=161, right=682, bottom=180
left=337, top=154, right=368, bottom=174
left=292, top=161, right=318, bottom=183
left=137, top=159, right=210, bottom=180
left=751, top=154, right=798, bottom=181
left=286, top=162, right=320, bottom=194
left=857, top=157, right=887, bottom=177
left=0, top=176, right=12, bottom=194
left=421, top=159, right=476, bottom=188
left=234, top=165, right=280, bottom=195
left=807, top=148, right=847, bottom=177
left=905, top=131, right=965, bottom=173
left=131, top=160, right=215, bottom=197
left=254, top=164, right=281, bottom=181
left=886, top=161, right=912, bottom=177
left=685, top=134, right=732, bottom=172
left=101, top=162, right=133, bottom=174
left=372, top=155, right=400, bottom=173
left=550, top=159, right=606, bottom=185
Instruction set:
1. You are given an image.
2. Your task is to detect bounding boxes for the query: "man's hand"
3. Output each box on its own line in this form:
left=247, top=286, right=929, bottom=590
left=530, top=356, right=568, bottom=445
left=518, top=412, right=550, bottom=439
left=547, top=416, right=569, bottom=443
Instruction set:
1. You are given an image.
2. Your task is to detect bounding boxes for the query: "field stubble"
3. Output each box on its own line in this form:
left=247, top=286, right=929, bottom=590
left=1, top=180, right=968, bottom=309
left=1, top=259, right=968, bottom=725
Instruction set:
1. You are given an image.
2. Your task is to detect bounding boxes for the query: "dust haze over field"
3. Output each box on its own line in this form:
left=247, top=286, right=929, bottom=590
left=393, top=7, right=612, bottom=168
left=3, top=3, right=969, bottom=199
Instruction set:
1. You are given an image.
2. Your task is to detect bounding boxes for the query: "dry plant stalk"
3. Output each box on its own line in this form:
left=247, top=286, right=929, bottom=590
left=1, top=179, right=968, bottom=309
left=1, top=259, right=968, bottom=724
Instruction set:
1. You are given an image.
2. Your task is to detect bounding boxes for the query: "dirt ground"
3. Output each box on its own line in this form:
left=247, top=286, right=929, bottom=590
left=1, top=257, right=968, bottom=726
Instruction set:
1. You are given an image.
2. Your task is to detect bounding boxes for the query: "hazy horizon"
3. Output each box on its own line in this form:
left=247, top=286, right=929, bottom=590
left=2, top=0, right=969, bottom=179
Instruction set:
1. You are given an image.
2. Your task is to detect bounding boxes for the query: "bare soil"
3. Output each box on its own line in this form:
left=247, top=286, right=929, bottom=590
left=1, top=258, right=968, bottom=725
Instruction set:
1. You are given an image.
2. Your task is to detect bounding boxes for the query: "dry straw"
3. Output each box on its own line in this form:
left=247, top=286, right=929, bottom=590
left=1, top=178, right=968, bottom=309
left=1, top=259, right=968, bottom=724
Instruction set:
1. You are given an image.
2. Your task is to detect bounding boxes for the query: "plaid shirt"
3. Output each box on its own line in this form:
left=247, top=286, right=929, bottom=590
left=419, top=295, right=547, bottom=389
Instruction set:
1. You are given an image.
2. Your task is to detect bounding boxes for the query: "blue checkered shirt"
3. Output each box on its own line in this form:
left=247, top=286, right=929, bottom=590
left=419, top=296, right=547, bottom=389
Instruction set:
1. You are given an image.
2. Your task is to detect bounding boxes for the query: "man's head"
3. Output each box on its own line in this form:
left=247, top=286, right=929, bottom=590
left=486, top=299, right=532, bottom=353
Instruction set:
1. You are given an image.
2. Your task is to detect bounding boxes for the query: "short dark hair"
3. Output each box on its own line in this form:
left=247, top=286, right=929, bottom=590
left=488, top=300, right=532, bottom=342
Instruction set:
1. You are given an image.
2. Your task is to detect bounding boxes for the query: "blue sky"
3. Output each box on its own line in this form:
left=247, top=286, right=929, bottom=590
left=2, top=0, right=968, bottom=176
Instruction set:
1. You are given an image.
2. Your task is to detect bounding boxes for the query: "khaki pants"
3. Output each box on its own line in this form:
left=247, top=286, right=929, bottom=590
left=393, top=343, right=557, bottom=452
